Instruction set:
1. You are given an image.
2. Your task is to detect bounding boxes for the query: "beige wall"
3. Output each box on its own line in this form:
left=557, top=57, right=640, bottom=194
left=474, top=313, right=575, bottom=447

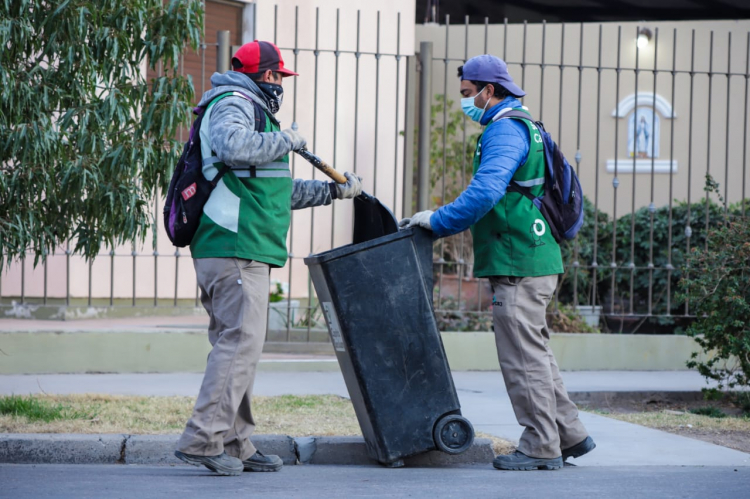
left=416, top=20, right=750, bottom=217
left=1, top=0, right=415, bottom=303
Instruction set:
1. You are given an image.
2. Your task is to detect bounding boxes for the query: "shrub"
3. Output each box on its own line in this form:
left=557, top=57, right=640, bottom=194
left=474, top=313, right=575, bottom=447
left=679, top=176, right=750, bottom=389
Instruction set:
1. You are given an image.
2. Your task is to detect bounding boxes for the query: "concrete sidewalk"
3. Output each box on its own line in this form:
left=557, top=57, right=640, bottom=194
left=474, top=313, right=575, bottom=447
left=1, top=370, right=747, bottom=467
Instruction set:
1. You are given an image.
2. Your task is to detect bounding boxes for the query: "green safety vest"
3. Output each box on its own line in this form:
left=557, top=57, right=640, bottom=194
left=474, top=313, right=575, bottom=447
left=190, top=93, right=293, bottom=267
left=470, top=108, right=564, bottom=278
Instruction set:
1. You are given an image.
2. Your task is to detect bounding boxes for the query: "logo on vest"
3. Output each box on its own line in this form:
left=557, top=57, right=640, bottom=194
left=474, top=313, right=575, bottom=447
left=181, top=183, right=197, bottom=201
left=530, top=218, right=546, bottom=247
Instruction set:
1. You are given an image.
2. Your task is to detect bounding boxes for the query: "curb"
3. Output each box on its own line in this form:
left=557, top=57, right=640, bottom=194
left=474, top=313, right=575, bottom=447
left=0, top=434, right=495, bottom=467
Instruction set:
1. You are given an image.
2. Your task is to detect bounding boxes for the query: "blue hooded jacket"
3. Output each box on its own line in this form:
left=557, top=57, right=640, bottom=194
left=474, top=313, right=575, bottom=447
left=430, top=96, right=530, bottom=237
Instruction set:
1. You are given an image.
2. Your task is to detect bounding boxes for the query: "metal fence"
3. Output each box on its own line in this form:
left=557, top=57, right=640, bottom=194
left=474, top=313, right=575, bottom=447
left=2, top=9, right=749, bottom=337
left=418, top=17, right=750, bottom=334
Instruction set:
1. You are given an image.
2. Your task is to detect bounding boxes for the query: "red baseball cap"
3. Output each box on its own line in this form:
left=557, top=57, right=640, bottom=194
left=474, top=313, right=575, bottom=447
left=231, top=40, right=298, bottom=77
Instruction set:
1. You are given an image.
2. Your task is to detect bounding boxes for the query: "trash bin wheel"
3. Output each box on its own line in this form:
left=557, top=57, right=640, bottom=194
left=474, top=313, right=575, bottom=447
left=433, top=414, right=474, bottom=455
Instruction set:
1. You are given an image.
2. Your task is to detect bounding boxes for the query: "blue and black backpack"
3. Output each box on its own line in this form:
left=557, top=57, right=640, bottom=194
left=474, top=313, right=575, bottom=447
left=502, top=110, right=584, bottom=243
left=163, top=91, right=266, bottom=247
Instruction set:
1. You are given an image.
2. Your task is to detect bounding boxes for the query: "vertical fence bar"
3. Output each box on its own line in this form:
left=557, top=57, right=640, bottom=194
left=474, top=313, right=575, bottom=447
left=417, top=41, right=433, bottom=212
left=132, top=246, right=137, bottom=307
left=437, top=15, right=450, bottom=310
left=65, top=242, right=70, bottom=306
left=20, top=257, right=25, bottom=305
left=591, top=25, right=603, bottom=309
left=723, top=32, right=732, bottom=213
left=43, top=253, right=48, bottom=305
left=685, top=30, right=696, bottom=316
left=393, top=13, right=402, bottom=214
left=704, top=31, right=714, bottom=250
left=154, top=194, right=159, bottom=308
left=744, top=32, right=750, bottom=217
left=307, top=7, right=321, bottom=341
left=571, top=23, right=581, bottom=309
left=629, top=26, right=639, bottom=316
left=521, top=20, right=527, bottom=89
left=610, top=26, right=622, bottom=323
left=666, top=28, right=677, bottom=315
left=484, top=17, right=488, bottom=54
left=110, top=250, right=115, bottom=307
left=373, top=11, right=381, bottom=197
left=503, top=18, right=508, bottom=61
left=354, top=10, right=361, bottom=177
left=173, top=249, right=179, bottom=307
left=647, top=28, right=659, bottom=317
left=457, top=14, right=469, bottom=306
left=216, top=30, right=230, bottom=73
left=402, top=54, right=416, bottom=218
left=559, top=23, right=567, bottom=148
left=539, top=20, right=546, bottom=122
left=285, top=5, right=300, bottom=341
left=87, top=259, right=93, bottom=307
left=331, top=9, right=340, bottom=249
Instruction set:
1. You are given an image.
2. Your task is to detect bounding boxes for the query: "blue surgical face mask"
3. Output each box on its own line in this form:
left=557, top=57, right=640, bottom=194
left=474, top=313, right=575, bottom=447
left=461, top=86, right=490, bottom=123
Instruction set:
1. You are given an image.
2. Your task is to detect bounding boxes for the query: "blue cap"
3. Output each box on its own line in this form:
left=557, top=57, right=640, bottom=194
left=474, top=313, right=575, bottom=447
left=461, top=54, right=525, bottom=97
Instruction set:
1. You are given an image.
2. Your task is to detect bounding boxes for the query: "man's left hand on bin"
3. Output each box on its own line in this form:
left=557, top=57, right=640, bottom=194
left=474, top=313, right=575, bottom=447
left=399, top=210, right=434, bottom=231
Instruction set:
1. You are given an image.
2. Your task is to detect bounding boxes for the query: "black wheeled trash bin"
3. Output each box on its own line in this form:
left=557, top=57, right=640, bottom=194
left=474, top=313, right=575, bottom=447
left=303, top=227, right=475, bottom=467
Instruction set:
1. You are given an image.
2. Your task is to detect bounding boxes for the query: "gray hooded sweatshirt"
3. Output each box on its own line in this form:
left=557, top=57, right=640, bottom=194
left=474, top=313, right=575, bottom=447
left=196, top=71, right=334, bottom=209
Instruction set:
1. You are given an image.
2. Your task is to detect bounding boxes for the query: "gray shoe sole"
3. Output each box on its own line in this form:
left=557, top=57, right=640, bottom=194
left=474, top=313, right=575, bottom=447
left=174, top=451, right=243, bottom=476
left=493, top=457, right=563, bottom=471
left=562, top=437, right=597, bottom=461
left=243, top=459, right=283, bottom=472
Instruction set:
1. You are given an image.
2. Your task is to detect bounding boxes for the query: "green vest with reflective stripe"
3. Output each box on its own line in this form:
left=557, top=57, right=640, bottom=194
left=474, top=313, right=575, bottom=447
left=189, top=93, right=293, bottom=267
left=470, top=108, right=563, bottom=278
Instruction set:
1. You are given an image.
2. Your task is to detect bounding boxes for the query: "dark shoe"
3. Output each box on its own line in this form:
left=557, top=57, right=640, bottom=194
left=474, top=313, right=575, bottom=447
left=562, top=436, right=596, bottom=461
left=242, top=451, right=283, bottom=472
left=174, top=450, right=243, bottom=476
left=493, top=451, right=563, bottom=471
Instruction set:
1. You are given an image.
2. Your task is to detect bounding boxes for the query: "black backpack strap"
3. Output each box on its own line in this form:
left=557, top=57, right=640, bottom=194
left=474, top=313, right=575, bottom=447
left=250, top=100, right=267, bottom=132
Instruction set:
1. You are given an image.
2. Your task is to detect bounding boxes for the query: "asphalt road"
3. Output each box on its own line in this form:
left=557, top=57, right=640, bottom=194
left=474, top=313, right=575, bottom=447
left=1, top=464, right=748, bottom=499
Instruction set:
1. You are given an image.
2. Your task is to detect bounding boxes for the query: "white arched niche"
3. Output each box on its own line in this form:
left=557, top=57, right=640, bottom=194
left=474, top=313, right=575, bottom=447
left=606, top=92, right=678, bottom=174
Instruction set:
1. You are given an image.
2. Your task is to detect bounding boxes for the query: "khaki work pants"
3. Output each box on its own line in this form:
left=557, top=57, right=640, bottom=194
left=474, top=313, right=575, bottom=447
left=490, top=274, right=589, bottom=459
left=176, top=258, right=269, bottom=460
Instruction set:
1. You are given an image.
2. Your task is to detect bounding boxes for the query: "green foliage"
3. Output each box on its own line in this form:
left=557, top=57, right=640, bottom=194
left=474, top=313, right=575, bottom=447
left=679, top=177, right=750, bottom=389
left=0, top=0, right=203, bottom=265
left=688, top=406, right=727, bottom=418
left=269, top=281, right=284, bottom=303
left=0, top=394, right=91, bottom=422
left=558, top=193, right=745, bottom=322
left=546, top=304, right=600, bottom=333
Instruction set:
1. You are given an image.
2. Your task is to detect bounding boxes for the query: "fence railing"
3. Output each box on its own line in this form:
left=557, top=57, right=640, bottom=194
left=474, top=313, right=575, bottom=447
left=3, top=8, right=749, bottom=337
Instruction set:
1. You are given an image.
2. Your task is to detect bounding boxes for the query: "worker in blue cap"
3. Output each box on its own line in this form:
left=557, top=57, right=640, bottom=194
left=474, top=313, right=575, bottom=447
left=401, top=54, right=595, bottom=470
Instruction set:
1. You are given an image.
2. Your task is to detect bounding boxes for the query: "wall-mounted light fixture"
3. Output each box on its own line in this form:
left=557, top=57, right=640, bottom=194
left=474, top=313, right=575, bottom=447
left=637, top=27, right=653, bottom=50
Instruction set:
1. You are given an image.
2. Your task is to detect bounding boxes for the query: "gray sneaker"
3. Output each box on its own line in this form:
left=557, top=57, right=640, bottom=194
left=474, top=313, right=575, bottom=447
left=174, top=450, right=243, bottom=476
left=242, top=451, right=283, bottom=472
left=562, top=436, right=596, bottom=461
left=493, top=451, right=563, bottom=471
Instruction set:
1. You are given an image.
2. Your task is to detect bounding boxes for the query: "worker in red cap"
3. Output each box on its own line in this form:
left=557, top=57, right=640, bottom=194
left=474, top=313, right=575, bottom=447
left=174, top=40, right=362, bottom=476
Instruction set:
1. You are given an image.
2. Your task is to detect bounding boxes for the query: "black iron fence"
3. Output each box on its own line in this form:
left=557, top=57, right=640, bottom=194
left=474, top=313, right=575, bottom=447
left=2, top=8, right=749, bottom=337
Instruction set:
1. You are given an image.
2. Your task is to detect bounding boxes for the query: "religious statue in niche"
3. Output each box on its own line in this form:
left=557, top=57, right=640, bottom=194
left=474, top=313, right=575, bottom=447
left=627, top=107, right=660, bottom=159
left=607, top=92, right=676, bottom=174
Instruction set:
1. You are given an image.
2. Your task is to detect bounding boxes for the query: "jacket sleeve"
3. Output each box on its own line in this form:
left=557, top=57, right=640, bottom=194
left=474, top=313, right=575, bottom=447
left=208, top=97, right=296, bottom=167
left=291, top=179, right=334, bottom=210
left=429, top=119, right=530, bottom=237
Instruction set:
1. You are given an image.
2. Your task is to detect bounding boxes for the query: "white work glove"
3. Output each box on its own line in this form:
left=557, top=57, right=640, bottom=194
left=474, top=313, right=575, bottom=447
left=335, top=172, right=363, bottom=199
left=399, top=210, right=434, bottom=231
left=281, top=128, right=307, bottom=151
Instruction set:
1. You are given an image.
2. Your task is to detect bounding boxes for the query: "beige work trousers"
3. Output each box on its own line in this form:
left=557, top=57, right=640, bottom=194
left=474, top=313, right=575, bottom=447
left=176, top=258, right=269, bottom=460
left=490, top=274, right=589, bottom=459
